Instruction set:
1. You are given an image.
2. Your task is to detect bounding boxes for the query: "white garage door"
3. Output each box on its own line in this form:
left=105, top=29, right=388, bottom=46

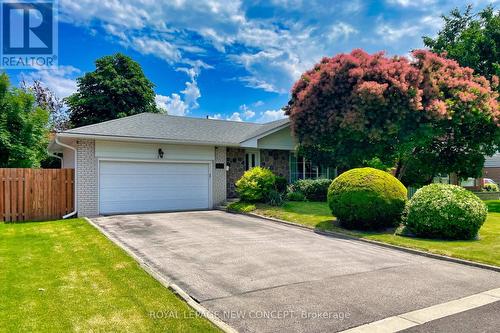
left=99, top=161, right=210, bottom=214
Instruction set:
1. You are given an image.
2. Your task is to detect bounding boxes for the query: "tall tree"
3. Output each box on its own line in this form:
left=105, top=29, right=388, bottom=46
left=0, top=74, right=50, bottom=168
left=65, top=53, right=159, bottom=128
left=285, top=49, right=499, bottom=186
left=21, top=79, right=69, bottom=131
left=423, top=5, right=500, bottom=84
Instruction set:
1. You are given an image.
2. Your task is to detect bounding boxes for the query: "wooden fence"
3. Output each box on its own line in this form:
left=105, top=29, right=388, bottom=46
left=0, top=168, right=74, bottom=222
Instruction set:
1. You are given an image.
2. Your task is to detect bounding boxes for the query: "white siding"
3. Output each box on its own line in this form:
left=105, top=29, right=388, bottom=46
left=95, top=140, right=215, bottom=161
left=257, top=127, right=296, bottom=150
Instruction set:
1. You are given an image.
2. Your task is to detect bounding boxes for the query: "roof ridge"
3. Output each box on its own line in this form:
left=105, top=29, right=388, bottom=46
left=148, top=113, right=265, bottom=125
left=64, top=112, right=148, bottom=133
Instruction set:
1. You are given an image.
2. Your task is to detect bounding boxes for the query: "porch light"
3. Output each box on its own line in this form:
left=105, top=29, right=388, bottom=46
left=158, top=148, right=164, bottom=159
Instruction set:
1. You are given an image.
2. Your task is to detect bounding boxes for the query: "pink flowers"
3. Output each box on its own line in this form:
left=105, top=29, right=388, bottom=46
left=427, top=99, right=448, bottom=117
left=287, top=48, right=500, bottom=148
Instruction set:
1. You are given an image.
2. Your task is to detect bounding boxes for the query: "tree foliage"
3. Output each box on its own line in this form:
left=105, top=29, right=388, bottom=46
left=286, top=49, right=499, bottom=186
left=423, top=5, right=500, bottom=84
left=0, top=74, right=49, bottom=167
left=66, top=53, right=159, bottom=128
left=21, top=79, right=69, bottom=131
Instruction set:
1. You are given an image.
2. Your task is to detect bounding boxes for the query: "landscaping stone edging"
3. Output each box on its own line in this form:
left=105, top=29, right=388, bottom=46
left=222, top=209, right=500, bottom=273
left=84, top=217, right=238, bottom=333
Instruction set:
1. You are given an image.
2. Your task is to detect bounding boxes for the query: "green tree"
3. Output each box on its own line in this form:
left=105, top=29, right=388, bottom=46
left=66, top=53, right=159, bottom=128
left=423, top=5, right=500, bottom=83
left=0, top=73, right=49, bottom=168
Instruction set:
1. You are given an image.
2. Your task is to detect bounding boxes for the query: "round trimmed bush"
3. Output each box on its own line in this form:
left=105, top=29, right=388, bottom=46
left=327, top=168, right=407, bottom=229
left=236, top=167, right=276, bottom=202
left=404, top=184, right=487, bottom=240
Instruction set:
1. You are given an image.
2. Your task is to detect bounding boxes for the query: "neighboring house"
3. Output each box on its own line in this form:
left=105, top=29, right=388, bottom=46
left=483, top=153, right=500, bottom=185
left=48, top=113, right=333, bottom=217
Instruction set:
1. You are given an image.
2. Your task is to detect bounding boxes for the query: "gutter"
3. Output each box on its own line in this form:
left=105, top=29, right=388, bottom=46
left=57, top=132, right=241, bottom=147
left=55, top=135, right=78, bottom=219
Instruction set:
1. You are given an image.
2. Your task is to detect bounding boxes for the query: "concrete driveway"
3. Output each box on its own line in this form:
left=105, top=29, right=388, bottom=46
left=92, top=211, right=500, bottom=333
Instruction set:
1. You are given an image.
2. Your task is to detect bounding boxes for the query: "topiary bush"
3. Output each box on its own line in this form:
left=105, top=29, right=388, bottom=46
left=293, top=178, right=332, bottom=201
left=404, top=184, right=487, bottom=240
left=236, top=167, right=276, bottom=202
left=328, top=167, right=407, bottom=230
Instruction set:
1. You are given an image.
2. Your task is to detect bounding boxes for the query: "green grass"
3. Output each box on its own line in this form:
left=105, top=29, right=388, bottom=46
left=227, top=201, right=256, bottom=213
left=253, top=201, right=335, bottom=231
left=246, top=201, right=500, bottom=267
left=0, top=219, right=219, bottom=333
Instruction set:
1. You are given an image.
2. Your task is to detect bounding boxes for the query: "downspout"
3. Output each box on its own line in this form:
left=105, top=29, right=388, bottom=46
left=55, top=136, right=78, bottom=219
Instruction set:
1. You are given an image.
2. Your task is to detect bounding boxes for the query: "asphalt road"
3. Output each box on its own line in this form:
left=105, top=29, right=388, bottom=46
left=93, top=211, right=500, bottom=332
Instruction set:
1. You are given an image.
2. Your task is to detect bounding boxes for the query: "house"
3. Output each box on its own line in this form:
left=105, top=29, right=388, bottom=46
left=48, top=113, right=334, bottom=217
left=483, top=153, right=500, bottom=185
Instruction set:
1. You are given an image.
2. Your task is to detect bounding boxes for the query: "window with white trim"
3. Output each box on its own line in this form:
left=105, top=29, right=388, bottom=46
left=289, top=154, right=336, bottom=182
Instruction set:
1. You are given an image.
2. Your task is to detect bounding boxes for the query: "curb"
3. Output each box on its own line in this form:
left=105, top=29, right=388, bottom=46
left=84, top=217, right=238, bottom=333
left=223, top=209, right=500, bottom=273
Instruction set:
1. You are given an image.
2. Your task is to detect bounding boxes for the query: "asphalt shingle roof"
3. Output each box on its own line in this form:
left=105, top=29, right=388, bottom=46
left=62, top=113, right=290, bottom=145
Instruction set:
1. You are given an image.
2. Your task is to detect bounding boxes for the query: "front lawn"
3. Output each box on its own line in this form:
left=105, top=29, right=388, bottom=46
left=0, top=219, right=219, bottom=333
left=239, top=201, right=500, bottom=267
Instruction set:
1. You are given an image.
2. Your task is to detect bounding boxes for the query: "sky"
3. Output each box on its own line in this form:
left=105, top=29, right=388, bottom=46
left=6, top=0, right=499, bottom=123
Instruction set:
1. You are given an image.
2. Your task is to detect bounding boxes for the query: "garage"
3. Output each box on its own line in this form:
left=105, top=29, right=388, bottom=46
left=99, top=161, right=211, bottom=214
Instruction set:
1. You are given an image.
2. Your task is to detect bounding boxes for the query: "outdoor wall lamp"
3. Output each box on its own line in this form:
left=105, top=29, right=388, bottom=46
left=158, top=148, right=164, bottom=159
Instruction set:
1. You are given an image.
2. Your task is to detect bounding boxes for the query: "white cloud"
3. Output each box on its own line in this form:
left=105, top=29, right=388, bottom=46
left=256, top=109, right=287, bottom=123
left=21, top=66, right=80, bottom=98
left=155, top=61, right=210, bottom=116
left=232, top=49, right=305, bottom=93
left=328, top=22, right=358, bottom=41
left=227, top=112, right=243, bottom=121
left=130, top=37, right=181, bottom=64
left=253, top=100, right=264, bottom=107
left=239, top=104, right=255, bottom=119
left=375, top=22, right=419, bottom=43
left=155, top=93, right=188, bottom=116
left=208, top=113, right=222, bottom=119
left=385, top=0, right=436, bottom=7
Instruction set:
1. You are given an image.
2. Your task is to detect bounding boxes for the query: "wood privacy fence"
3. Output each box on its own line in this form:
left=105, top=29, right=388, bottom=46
left=0, top=168, right=74, bottom=222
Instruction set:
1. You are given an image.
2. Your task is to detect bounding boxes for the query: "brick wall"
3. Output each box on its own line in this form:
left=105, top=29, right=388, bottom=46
left=76, top=139, right=99, bottom=217
left=260, top=149, right=290, bottom=181
left=213, top=147, right=227, bottom=205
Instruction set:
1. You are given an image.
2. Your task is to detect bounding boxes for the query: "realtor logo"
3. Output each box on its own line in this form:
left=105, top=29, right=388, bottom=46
left=1, top=1, right=57, bottom=68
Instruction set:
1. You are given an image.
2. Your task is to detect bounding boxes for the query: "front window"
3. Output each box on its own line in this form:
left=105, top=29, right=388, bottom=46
left=245, top=151, right=258, bottom=170
left=290, top=154, right=335, bottom=182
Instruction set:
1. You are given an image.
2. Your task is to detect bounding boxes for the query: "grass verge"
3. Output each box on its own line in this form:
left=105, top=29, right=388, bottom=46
left=0, top=219, right=219, bottom=333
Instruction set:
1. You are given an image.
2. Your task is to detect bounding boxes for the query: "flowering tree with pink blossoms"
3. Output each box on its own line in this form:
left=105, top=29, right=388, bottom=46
left=286, top=49, right=499, bottom=186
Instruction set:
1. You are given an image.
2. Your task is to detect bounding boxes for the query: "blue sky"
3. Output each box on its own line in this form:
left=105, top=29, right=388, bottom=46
left=7, top=0, right=498, bottom=123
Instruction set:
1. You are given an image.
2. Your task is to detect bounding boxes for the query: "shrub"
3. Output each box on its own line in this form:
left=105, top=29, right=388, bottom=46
left=236, top=167, right=276, bottom=202
left=286, top=191, right=306, bottom=202
left=327, top=167, right=407, bottom=230
left=293, top=178, right=332, bottom=201
left=404, top=184, right=487, bottom=240
left=227, top=201, right=256, bottom=213
left=275, top=176, right=288, bottom=193
left=267, top=189, right=284, bottom=206
left=483, top=183, right=499, bottom=192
